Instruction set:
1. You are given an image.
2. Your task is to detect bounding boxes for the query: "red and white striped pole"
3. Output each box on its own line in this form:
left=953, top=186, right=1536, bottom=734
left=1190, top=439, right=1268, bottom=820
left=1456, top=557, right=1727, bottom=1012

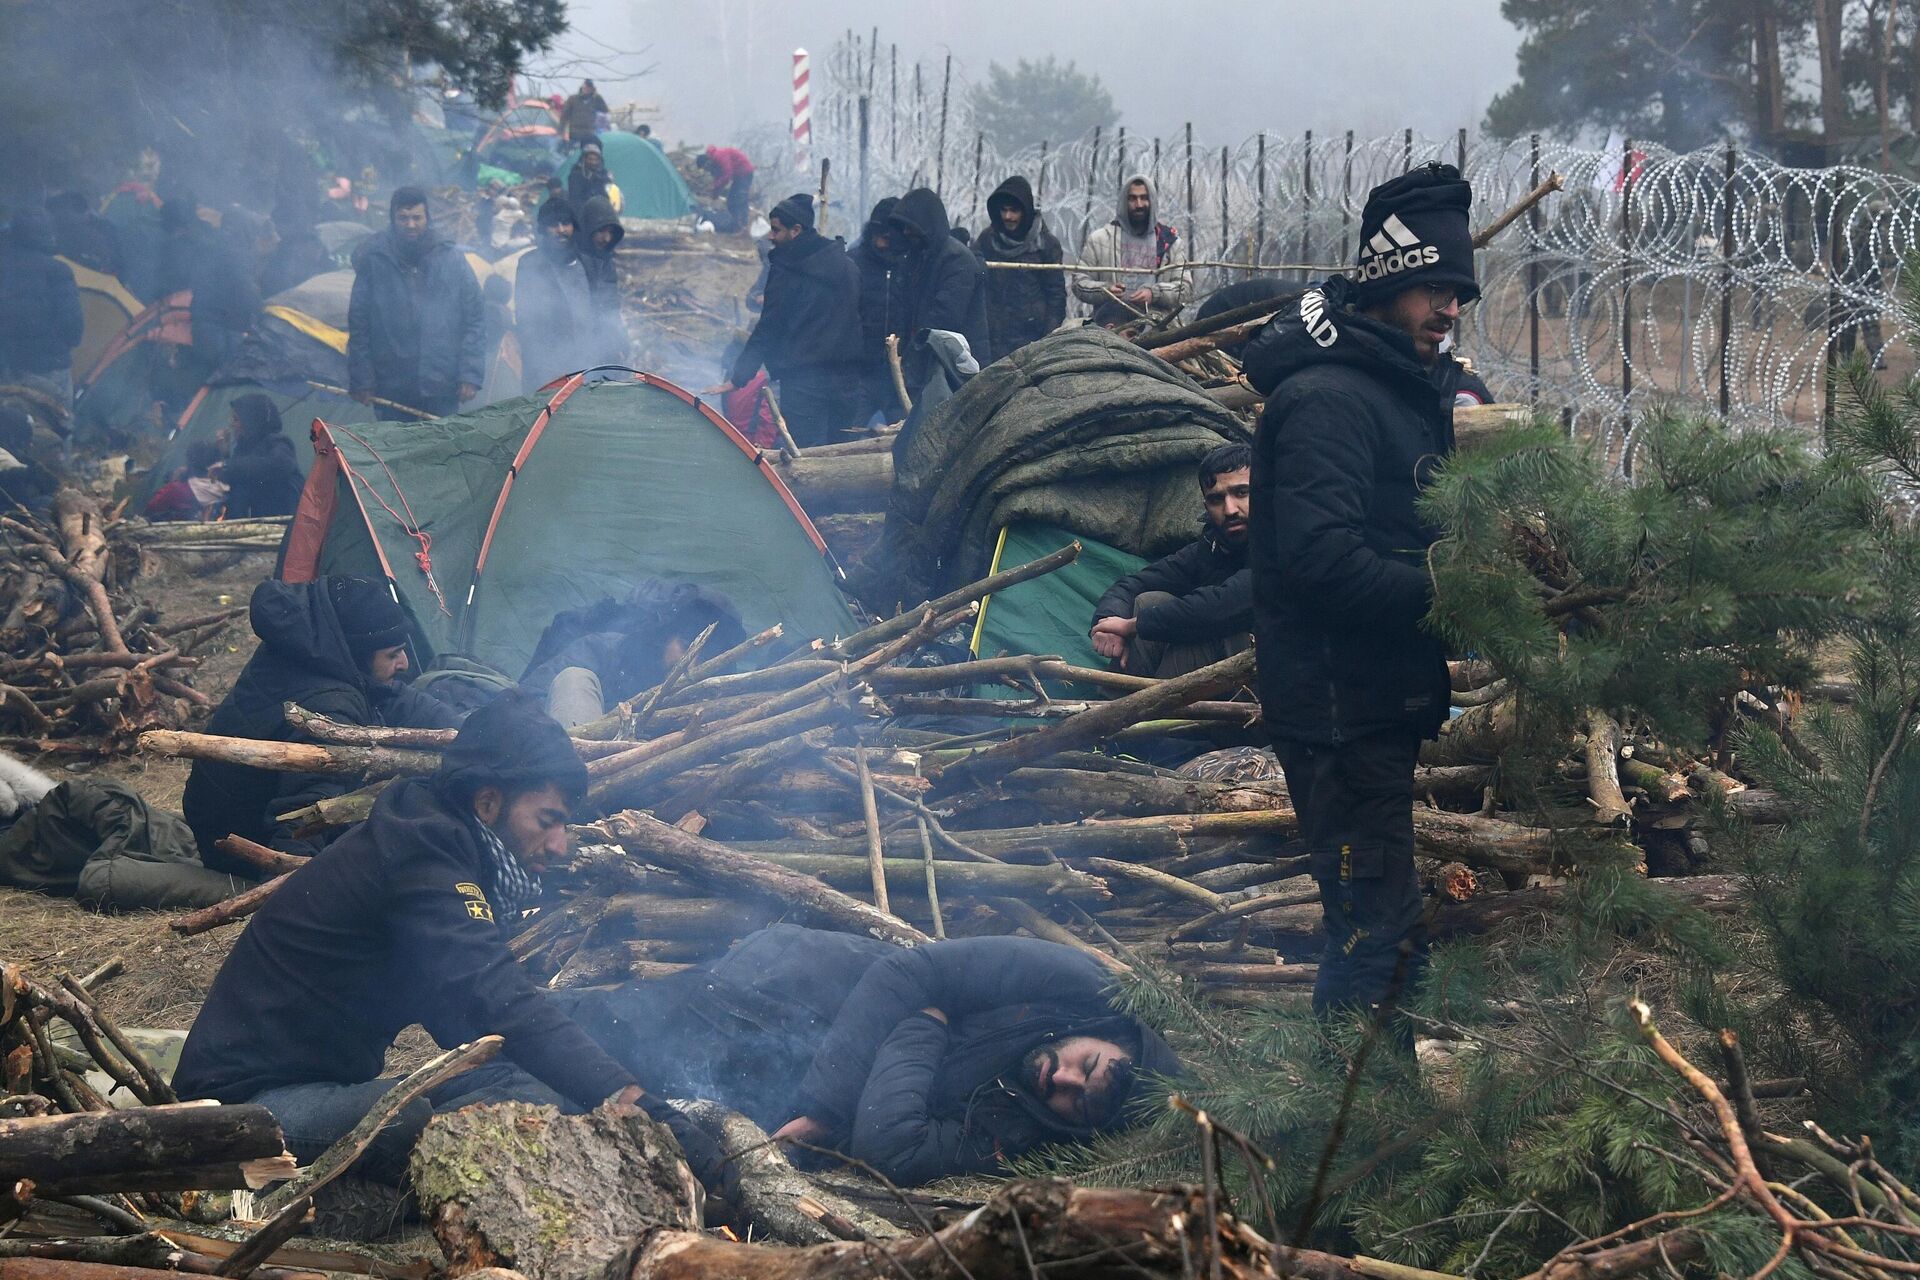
left=792, top=47, right=812, bottom=174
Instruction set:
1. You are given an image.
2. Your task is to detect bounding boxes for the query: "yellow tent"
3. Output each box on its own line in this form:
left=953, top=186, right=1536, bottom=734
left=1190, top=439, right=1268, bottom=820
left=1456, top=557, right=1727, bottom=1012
left=59, top=258, right=142, bottom=380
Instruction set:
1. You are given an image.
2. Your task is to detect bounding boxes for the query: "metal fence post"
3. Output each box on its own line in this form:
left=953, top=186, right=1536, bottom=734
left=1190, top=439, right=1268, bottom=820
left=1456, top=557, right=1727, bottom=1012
left=1529, top=133, right=1541, bottom=404
left=1719, top=142, right=1735, bottom=418
left=1621, top=135, right=1635, bottom=452
left=1254, top=132, right=1267, bottom=270
left=1298, top=129, right=1313, bottom=270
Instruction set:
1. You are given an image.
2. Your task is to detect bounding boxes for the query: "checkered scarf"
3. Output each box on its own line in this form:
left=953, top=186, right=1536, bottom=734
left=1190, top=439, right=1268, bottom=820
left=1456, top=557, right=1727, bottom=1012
left=472, top=819, right=542, bottom=923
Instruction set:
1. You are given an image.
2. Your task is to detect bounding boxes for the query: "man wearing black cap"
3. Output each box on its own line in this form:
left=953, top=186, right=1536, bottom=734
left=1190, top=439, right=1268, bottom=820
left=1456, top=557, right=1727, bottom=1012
left=1239, top=162, right=1481, bottom=1022
left=702, top=193, right=863, bottom=447
left=175, top=692, right=718, bottom=1219
left=347, top=188, right=484, bottom=418
left=182, top=577, right=461, bottom=872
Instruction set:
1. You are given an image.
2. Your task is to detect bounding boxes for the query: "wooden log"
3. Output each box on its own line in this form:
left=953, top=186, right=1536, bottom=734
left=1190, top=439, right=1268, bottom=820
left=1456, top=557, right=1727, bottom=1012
left=888, top=695, right=1261, bottom=723
left=211, top=836, right=306, bottom=878
left=817, top=541, right=1080, bottom=662
left=0, top=1104, right=291, bottom=1196
left=275, top=780, right=390, bottom=833
left=1583, top=711, right=1633, bottom=826
left=1431, top=874, right=1742, bottom=939
left=1189, top=961, right=1319, bottom=985
left=770, top=450, right=892, bottom=515
left=596, top=894, right=776, bottom=940
left=1085, top=858, right=1223, bottom=911
left=935, top=649, right=1258, bottom=792
left=1408, top=809, right=1567, bottom=879
left=169, top=874, right=292, bottom=936
left=137, top=731, right=440, bottom=780
left=727, top=808, right=1299, bottom=865
left=668, top=1101, right=901, bottom=1245
left=730, top=852, right=1109, bottom=900
left=590, top=694, right=851, bottom=807
left=1419, top=696, right=1519, bottom=767
left=1150, top=318, right=1264, bottom=364
left=569, top=625, right=786, bottom=742
left=586, top=810, right=931, bottom=946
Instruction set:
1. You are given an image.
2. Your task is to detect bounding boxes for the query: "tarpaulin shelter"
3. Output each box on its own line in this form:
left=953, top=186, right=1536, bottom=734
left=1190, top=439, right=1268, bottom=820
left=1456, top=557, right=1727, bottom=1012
left=870, top=326, right=1250, bottom=662
left=58, top=257, right=143, bottom=380
left=280, top=371, right=857, bottom=676
left=560, top=132, right=693, bottom=222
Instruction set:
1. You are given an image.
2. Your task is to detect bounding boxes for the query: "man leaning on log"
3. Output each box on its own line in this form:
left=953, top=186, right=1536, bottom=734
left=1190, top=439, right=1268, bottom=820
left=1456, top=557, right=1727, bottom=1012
left=1239, top=163, right=1480, bottom=1025
left=172, top=691, right=727, bottom=1232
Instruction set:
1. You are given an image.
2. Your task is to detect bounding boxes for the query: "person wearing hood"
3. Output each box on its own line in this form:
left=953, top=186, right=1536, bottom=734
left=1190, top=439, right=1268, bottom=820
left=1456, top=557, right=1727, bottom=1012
left=703, top=193, right=863, bottom=447
left=0, top=207, right=84, bottom=406
left=1072, top=174, right=1192, bottom=322
left=258, top=194, right=333, bottom=298
left=347, top=187, right=484, bottom=418
left=558, top=923, right=1183, bottom=1186
left=566, top=138, right=616, bottom=214
left=850, top=196, right=909, bottom=421
left=514, top=199, right=595, bottom=392
left=182, top=576, right=462, bottom=872
left=1238, top=162, right=1480, bottom=1024
left=220, top=392, right=303, bottom=518
left=573, top=193, right=629, bottom=367
left=151, top=194, right=261, bottom=386
left=1090, top=442, right=1254, bottom=679
left=887, top=187, right=990, bottom=390
left=973, top=175, right=1065, bottom=364
left=174, top=690, right=725, bottom=1218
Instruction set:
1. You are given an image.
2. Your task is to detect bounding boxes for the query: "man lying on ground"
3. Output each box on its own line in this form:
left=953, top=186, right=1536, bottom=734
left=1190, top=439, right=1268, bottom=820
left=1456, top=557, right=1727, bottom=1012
left=174, top=692, right=720, bottom=1222
left=1089, top=442, right=1255, bottom=678
left=181, top=576, right=460, bottom=871
left=521, top=581, right=745, bottom=729
left=558, top=923, right=1183, bottom=1186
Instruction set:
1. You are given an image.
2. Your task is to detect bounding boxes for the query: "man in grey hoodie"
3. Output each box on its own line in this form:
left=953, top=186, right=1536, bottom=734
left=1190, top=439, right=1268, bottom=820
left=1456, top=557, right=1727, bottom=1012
left=1072, top=174, right=1192, bottom=322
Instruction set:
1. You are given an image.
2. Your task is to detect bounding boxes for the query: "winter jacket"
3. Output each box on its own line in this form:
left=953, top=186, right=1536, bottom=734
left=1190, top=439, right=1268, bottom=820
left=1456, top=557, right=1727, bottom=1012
left=728, top=226, right=863, bottom=386
left=173, top=775, right=638, bottom=1109
left=560, top=924, right=1182, bottom=1186
left=519, top=582, right=744, bottom=704
left=181, top=580, right=461, bottom=869
left=152, top=225, right=259, bottom=365
left=0, top=210, right=85, bottom=375
left=1092, top=523, right=1252, bottom=644
left=702, top=146, right=755, bottom=192
left=561, top=90, right=608, bottom=140
left=221, top=431, right=303, bottom=519
left=574, top=196, right=628, bottom=367
left=258, top=225, right=331, bottom=299
left=1072, top=174, right=1192, bottom=316
left=514, top=240, right=595, bottom=391
left=346, top=228, right=485, bottom=401
left=849, top=224, right=908, bottom=414
left=888, top=189, right=990, bottom=375
left=566, top=164, right=614, bottom=217
left=1240, top=276, right=1460, bottom=745
left=973, top=176, right=1066, bottom=363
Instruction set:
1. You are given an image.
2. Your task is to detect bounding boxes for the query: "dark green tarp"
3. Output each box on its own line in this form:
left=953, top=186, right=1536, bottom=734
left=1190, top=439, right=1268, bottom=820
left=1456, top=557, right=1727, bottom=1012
left=973, top=522, right=1145, bottom=672
left=872, top=326, right=1251, bottom=609
left=290, top=376, right=857, bottom=677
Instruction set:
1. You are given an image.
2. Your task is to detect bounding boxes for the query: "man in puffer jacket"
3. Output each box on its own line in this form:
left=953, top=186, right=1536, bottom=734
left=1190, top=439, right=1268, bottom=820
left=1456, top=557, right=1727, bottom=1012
left=972, top=175, right=1065, bottom=363
left=887, top=187, right=989, bottom=391
left=1239, top=162, right=1479, bottom=1022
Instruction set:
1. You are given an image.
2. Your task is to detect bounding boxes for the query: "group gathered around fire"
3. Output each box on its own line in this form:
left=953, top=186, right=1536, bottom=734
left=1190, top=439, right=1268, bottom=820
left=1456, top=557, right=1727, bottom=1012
left=4, top=108, right=1494, bottom=1225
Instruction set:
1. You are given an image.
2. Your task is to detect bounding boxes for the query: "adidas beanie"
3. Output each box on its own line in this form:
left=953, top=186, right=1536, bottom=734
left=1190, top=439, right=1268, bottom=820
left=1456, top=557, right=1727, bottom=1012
left=1350, top=162, right=1478, bottom=307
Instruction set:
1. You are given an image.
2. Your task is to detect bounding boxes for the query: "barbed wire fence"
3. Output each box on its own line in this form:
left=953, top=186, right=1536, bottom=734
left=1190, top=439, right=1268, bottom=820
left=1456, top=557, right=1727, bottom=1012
left=808, top=34, right=1920, bottom=462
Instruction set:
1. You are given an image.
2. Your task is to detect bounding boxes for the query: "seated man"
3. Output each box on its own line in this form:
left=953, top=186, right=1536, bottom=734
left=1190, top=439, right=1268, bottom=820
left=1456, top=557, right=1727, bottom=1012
left=1089, top=442, right=1255, bottom=678
left=522, top=581, right=745, bottom=729
left=173, top=692, right=713, bottom=1192
left=559, top=923, right=1182, bottom=1186
left=181, top=576, right=461, bottom=873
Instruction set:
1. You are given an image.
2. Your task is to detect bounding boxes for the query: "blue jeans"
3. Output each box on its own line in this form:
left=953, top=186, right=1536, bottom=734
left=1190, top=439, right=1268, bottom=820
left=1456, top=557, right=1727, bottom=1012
left=251, top=1062, right=572, bottom=1184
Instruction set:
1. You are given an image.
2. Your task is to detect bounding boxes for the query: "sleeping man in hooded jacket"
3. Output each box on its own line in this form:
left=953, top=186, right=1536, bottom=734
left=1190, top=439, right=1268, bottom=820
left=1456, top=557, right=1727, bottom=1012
left=557, top=923, right=1182, bottom=1186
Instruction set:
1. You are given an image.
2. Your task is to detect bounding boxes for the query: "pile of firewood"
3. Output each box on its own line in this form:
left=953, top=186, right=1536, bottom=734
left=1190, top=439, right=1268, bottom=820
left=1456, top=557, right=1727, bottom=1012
left=0, top=488, right=242, bottom=754
left=134, top=542, right=1777, bottom=1010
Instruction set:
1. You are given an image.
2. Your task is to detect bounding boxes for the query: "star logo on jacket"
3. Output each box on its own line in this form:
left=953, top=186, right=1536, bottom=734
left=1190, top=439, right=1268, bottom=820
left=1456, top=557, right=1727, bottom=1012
left=455, top=881, right=494, bottom=923
left=1354, top=213, right=1439, bottom=285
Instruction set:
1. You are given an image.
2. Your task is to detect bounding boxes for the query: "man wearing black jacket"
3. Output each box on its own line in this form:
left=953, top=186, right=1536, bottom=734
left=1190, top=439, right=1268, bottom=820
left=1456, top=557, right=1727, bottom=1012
left=703, top=193, right=863, bottom=447
left=973, top=176, right=1065, bottom=364
left=174, top=692, right=717, bottom=1195
left=887, top=187, right=990, bottom=391
left=181, top=577, right=460, bottom=872
left=560, top=924, right=1181, bottom=1187
left=1090, top=442, right=1253, bottom=678
left=849, top=197, right=907, bottom=422
left=1239, top=163, right=1478, bottom=1021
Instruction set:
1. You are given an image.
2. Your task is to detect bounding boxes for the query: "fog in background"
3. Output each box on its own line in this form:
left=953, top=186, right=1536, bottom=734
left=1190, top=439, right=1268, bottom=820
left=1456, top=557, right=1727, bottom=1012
left=551, top=0, right=1523, bottom=149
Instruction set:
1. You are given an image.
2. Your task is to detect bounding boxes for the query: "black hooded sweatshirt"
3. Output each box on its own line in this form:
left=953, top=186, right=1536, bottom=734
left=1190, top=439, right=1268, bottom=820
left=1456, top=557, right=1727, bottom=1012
left=728, top=226, right=863, bottom=386
left=573, top=195, right=628, bottom=366
left=181, top=580, right=460, bottom=869
left=1239, top=276, right=1460, bottom=745
left=0, top=210, right=84, bottom=375
left=173, top=774, right=637, bottom=1110
left=562, top=925, right=1182, bottom=1186
left=972, top=176, right=1065, bottom=363
left=887, top=189, right=990, bottom=372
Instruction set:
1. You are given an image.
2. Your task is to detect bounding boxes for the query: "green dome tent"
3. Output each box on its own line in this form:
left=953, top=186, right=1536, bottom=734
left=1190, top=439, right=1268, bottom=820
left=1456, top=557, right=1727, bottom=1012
left=562, top=132, right=693, bottom=222
left=280, top=372, right=856, bottom=677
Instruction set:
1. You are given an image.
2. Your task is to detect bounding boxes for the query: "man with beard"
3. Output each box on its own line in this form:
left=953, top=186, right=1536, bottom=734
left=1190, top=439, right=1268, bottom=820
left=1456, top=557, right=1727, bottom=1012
left=347, top=188, right=484, bottom=418
left=702, top=194, right=863, bottom=447
left=1238, top=163, right=1478, bottom=1023
left=566, top=139, right=616, bottom=214
left=559, top=924, right=1181, bottom=1187
left=1089, top=442, right=1254, bottom=678
left=514, top=199, right=594, bottom=392
left=560, top=80, right=609, bottom=150
left=573, top=194, right=629, bottom=368
left=1072, top=174, right=1192, bottom=323
left=973, top=175, right=1065, bottom=364
left=174, top=691, right=724, bottom=1233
